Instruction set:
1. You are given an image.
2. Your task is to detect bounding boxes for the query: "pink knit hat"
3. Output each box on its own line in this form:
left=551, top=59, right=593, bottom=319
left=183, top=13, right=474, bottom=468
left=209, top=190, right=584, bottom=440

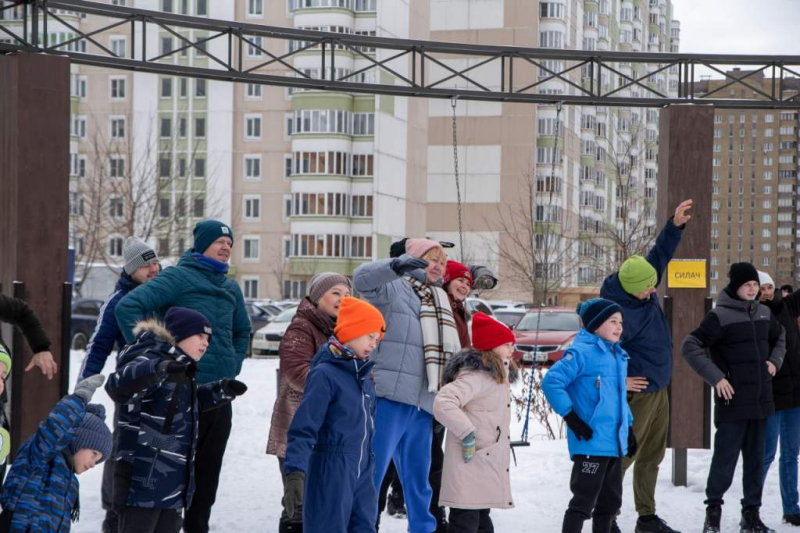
left=404, top=238, right=442, bottom=259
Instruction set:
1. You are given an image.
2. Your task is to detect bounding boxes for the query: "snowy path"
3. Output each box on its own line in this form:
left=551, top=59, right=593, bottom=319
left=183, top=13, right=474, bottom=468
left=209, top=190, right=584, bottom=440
left=69, top=351, right=795, bottom=532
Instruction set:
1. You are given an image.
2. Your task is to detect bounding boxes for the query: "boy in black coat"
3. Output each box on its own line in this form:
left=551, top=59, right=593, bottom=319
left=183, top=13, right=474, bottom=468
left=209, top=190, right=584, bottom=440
left=682, top=263, right=786, bottom=533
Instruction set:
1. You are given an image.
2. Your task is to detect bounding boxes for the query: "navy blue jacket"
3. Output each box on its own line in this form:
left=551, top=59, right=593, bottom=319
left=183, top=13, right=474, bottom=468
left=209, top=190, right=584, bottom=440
left=0, top=395, right=85, bottom=532
left=105, top=320, right=232, bottom=509
left=600, top=219, right=684, bottom=392
left=284, top=338, right=376, bottom=479
left=78, top=275, right=137, bottom=380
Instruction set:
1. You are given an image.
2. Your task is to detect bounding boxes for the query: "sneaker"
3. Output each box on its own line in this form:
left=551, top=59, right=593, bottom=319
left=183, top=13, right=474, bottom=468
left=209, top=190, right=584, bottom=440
left=785, top=514, right=800, bottom=526
left=635, top=514, right=682, bottom=533
left=703, top=506, right=722, bottom=533
left=740, top=507, right=775, bottom=533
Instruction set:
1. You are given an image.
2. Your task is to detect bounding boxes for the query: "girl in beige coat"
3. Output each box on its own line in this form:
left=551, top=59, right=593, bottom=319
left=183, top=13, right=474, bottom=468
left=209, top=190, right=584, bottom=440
left=433, top=312, right=519, bottom=533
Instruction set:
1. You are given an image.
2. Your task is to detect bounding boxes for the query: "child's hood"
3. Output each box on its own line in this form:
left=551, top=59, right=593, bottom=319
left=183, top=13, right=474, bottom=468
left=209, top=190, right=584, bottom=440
left=133, top=318, right=176, bottom=346
left=443, top=348, right=519, bottom=385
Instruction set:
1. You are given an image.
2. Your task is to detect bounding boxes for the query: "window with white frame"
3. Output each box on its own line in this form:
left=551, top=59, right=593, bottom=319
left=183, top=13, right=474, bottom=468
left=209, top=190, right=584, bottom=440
left=352, top=113, right=375, bottom=136
left=351, top=236, right=372, bottom=258
left=243, top=237, right=260, bottom=261
left=245, top=115, right=262, bottom=140
left=539, top=2, right=564, bottom=19
left=110, top=36, right=126, bottom=58
left=195, top=117, right=206, bottom=138
left=109, top=157, right=125, bottom=179
left=242, top=277, right=259, bottom=299
left=285, top=113, right=293, bottom=138
left=283, top=194, right=292, bottom=222
left=110, top=116, right=126, bottom=140
left=109, top=236, right=124, bottom=257
left=351, top=154, right=374, bottom=177
left=244, top=195, right=261, bottom=220
left=246, top=83, right=262, bottom=99
left=351, top=195, right=373, bottom=217
left=161, top=77, right=173, bottom=98
left=246, top=36, right=263, bottom=57
left=292, top=192, right=349, bottom=216
left=71, top=75, right=87, bottom=99
left=282, top=236, right=291, bottom=262
left=247, top=0, right=263, bottom=17
left=71, top=115, right=87, bottom=139
left=110, top=76, right=126, bottom=100
left=195, top=79, right=206, bottom=98
left=244, top=155, right=262, bottom=180
left=284, top=155, right=292, bottom=180
left=109, top=196, right=124, bottom=219
left=70, top=192, right=84, bottom=216
left=538, top=31, right=564, bottom=49
left=293, top=151, right=351, bottom=175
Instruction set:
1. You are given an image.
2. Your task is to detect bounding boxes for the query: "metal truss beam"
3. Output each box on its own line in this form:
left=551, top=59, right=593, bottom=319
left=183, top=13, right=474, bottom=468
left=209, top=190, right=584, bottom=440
left=2, top=0, right=800, bottom=109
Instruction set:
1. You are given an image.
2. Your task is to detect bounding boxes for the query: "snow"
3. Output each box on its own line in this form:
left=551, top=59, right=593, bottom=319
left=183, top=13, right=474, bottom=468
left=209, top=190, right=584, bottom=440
left=68, top=351, right=797, bottom=532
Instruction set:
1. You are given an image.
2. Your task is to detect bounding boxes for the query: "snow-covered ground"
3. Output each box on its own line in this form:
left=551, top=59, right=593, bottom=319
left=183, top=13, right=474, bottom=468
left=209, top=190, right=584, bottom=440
left=69, top=351, right=797, bottom=532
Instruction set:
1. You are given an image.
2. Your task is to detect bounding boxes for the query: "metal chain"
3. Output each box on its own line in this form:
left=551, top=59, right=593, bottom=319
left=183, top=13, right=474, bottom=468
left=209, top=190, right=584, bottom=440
left=451, top=96, right=465, bottom=262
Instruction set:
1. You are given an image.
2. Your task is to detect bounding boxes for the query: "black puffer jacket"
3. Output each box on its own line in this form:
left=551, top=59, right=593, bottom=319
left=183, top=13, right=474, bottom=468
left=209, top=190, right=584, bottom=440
left=0, top=293, right=51, bottom=355
left=763, top=290, right=800, bottom=411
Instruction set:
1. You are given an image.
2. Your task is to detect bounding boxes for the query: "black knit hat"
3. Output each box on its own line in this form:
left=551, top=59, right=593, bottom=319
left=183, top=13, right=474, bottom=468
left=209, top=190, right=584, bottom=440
left=165, top=307, right=213, bottom=343
left=576, top=298, right=623, bottom=335
left=727, top=262, right=760, bottom=294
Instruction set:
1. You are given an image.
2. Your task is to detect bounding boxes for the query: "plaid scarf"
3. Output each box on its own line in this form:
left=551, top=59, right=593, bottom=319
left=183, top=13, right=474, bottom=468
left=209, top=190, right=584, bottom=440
left=405, top=276, right=462, bottom=392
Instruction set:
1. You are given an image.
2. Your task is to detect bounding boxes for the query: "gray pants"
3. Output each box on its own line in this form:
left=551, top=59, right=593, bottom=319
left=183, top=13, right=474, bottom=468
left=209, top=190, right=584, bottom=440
left=278, top=457, right=303, bottom=524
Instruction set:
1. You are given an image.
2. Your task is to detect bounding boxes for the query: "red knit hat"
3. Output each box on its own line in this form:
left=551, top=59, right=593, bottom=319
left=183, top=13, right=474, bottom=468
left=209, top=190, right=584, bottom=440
left=443, top=260, right=473, bottom=288
left=471, top=312, right=515, bottom=351
left=334, top=297, right=386, bottom=344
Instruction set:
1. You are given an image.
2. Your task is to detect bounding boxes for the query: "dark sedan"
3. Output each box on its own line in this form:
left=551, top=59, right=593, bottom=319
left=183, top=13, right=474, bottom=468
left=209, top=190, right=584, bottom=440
left=70, top=299, right=104, bottom=350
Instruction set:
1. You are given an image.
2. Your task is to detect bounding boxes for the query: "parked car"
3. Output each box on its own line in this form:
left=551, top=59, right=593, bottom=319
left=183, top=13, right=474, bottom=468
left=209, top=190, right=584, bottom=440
left=512, top=308, right=581, bottom=366
left=251, top=306, right=299, bottom=356
left=464, top=297, right=495, bottom=317
left=245, top=302, right=275, bottom=334
left=70, top=299, right=104, bottom=350
left=493, top=308, right=526, bottom=328
left=488, top=300, right=528, bottom=311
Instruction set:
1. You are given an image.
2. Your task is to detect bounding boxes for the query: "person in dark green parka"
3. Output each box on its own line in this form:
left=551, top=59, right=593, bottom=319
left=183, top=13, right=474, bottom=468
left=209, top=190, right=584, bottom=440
left=115, top=219, right=250, bottom=533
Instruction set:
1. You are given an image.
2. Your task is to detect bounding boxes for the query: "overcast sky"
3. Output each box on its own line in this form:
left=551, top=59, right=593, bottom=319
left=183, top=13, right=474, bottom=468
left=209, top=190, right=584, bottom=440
left=670, top=0, right=800, bottom=78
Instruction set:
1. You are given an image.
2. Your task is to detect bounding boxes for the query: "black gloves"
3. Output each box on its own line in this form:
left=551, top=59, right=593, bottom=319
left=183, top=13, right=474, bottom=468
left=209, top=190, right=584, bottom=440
left=627, top=427, right=637, bottom=458
left=284, top=471, right=305, bottom=519
left=221, top=378, right=248, bottom=397
left=391, top=256, right=429, bottom=276
left=157, top=361, right=189, bottom=376
left=564, top=411, right=593, bottom=441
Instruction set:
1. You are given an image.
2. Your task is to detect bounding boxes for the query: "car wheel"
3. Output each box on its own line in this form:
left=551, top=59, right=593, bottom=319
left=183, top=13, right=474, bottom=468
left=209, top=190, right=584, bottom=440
left=71, top=332, right=87, bottom=351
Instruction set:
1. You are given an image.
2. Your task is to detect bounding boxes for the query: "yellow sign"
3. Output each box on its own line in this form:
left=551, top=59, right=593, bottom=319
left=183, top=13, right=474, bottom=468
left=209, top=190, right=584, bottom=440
left=667, top=259, right=707, bottom=289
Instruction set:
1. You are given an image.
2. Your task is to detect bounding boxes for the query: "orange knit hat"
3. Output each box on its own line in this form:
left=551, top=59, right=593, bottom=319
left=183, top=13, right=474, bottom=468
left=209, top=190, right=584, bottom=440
left=334, top=297, right=386, bottom=344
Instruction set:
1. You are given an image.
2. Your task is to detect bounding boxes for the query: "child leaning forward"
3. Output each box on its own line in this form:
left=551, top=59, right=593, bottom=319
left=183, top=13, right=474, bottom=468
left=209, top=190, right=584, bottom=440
left=542, top=298, right=636, bottom=533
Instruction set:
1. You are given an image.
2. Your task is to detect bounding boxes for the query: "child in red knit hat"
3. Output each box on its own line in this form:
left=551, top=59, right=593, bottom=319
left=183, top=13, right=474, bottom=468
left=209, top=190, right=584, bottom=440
left=433, top=312, right=519, bottom=533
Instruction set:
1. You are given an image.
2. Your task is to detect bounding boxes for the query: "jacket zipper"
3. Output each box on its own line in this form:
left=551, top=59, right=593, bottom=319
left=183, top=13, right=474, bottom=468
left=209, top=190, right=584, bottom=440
left=355, top=360, right=368, bottom=479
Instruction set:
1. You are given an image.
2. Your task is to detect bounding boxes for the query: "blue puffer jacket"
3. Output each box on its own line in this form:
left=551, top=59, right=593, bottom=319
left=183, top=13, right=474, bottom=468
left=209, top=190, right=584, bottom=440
left=284, top=338, right=376, bottom=478
left=0, top=395, right=86, bottom=532
left=78, top=274, right=137, bottom=380
left=115, top=251, right=251, bottom=384
left=353, top=257, right=434, bottom=413
left=600, top=219, right=684, bottom=392
left=542, top=329, right=634, bottom=459
left=105, top=320, right=232, bottom=509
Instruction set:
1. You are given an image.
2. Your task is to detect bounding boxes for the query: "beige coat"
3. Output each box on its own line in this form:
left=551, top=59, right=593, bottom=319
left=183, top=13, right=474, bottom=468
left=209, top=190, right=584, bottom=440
left=433, top=349, right=516, bottom=510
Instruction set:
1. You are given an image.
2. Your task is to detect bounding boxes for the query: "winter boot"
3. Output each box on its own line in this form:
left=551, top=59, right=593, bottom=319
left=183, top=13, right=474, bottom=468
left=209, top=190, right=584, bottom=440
left=387, top=490, right=407, bottom=518
left=279, top=522, right=303, bottom=533
left=740, top=507, right=775, bottom=533
left=703, top=506, right=722, bottom=533
left=785, top=514, right=800, bottom=526
left=634, top=514, right=681, bottom=533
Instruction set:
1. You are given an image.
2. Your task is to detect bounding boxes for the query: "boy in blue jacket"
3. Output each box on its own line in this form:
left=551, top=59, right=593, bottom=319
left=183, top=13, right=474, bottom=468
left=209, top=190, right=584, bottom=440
left=105, top=307, right=247, bottom=533
left=283, top=297, right=386, bottom=533
left=543, top=299, right=636, bottom=533
left=0, top=374, right=112, bottom=532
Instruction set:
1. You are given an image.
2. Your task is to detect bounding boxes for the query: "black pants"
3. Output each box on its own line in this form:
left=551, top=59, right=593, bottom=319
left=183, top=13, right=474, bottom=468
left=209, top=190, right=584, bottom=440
left=430, top=419, right=447, bottom=527
left=449, top=508, right=493, bottom=533
left=102, top=405, right=121, bottom=533
left=277, top=457, right=303, bottom=524
left=183, top=403, right=233, bottom=533
left=113, top=459, right=183, bottom=533
left=563, top=455, right=623, bottom=533
left=705, top=418, right=767, bottom=508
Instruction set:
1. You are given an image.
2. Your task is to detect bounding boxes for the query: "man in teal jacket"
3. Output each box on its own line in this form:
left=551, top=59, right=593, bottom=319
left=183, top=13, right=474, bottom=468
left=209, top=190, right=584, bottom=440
left=115, top=220, right=250, bottom=533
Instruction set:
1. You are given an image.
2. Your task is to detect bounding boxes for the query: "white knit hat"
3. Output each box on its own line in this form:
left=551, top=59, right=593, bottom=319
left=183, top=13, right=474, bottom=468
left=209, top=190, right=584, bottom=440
left=123, top=237, right=159, bottom=275
left=757, top=270, right=775, bottom=288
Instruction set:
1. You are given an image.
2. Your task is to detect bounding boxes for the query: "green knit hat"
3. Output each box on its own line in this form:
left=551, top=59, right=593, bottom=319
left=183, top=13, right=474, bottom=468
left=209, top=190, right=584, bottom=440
left=0, top=344, right=11, bottom=379
left=619, top=255, right=657, bottom=295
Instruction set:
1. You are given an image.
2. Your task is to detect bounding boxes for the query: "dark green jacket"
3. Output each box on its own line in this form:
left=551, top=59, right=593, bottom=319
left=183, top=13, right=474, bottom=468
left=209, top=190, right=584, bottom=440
left=115, top=252, right=251, bottom=383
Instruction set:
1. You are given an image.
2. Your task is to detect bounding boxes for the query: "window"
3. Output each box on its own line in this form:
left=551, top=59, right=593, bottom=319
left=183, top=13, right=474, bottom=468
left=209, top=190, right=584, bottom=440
left=70, top=192, right=84, bottom=216
left=246, top=36, right=263, bottom=58
left=109, top=237, right=124, bottom=257
left=195, top=79, right=206, bottom=98
left=284, top=155, right=292, bottom=180
left=109, top=157, right=125, bottom=179
left=351, top=236, right=373, bottom=258
left=71, top=75, right=87, bottom=99
left=110, top=76, right=126, bottom=100
left=108, top=197, right=124, bottom=219
left=193, top=197, right=204, bottom=217
left=71, top=154, right=87, bottom=178
left=197, top=0, right=207, bottom=15
left=351, top=195, right=373, bottom=217
left=159, top=157, right=171, bottom=178
left=245, top=155, right=262, bottom=180
left=160, top=36, right=173, bottom=55
left=179, top=78, right=188, bottom=98
left=110, top=36, right=126, bottom=58
left=178, top=118, right=187, bottom=138
left=159, top=198, right=170, bottom=218
left=246, top=83, right=262, bottom=99
left=245, top=115, right=262, bottom=139
left=195, top=117, right=206, bottom=138
left=158, top=238, right=170, bottom=256
left=352, top=113, right=375, bottom=136
left=243, top=278, right=259, bottom=299
left=539, top=2, right=564, bottom=19
left=110, top=116, right=126, bottom=140
left=160, top=117, right=172, bottom=138
left=538, top=30, right=563, bottom=49
left=176, top=197, right=186, bottom=217
left=161, top=77, right=172, bottom=98
left=162, top=0, right=173, bottom=11
left=72, top=115, right=87, bottom=139
left=285, top=114, right=293, bottom=138
left=283, top=195, right=292, bottom=221
left=351, top=154, right=374, bottom=177
left=244, top=196, right=261, bottom=220
left=178, top=158, right=187, bottom=176
left=194, top=158, right=205, bottom=178
left=243, top=237, right=260, bottom=261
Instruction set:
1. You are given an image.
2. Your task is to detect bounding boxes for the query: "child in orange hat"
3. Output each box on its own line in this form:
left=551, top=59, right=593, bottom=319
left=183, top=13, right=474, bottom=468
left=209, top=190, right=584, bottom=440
left=283, top=297, right=386, bottom=533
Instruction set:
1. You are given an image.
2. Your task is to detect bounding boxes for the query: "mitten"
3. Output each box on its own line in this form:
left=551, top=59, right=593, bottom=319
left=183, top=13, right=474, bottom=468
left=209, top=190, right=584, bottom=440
left=284, top=471, right=305, bottom=519
left=74, top=374, right=105, bottom=403
left=391, top=256, right=429, bottom=276
left=221, top=378, right=248, bottom=397
left=462, top=431, right=476, bottom=463
left=564, top=411, right=593, bottom=441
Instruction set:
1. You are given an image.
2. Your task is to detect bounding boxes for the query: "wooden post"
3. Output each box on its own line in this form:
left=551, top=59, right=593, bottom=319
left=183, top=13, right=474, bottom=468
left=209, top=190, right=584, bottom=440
left=656, top=104, right=715, bottom=485
left=0, top=52, right=71, bottom=453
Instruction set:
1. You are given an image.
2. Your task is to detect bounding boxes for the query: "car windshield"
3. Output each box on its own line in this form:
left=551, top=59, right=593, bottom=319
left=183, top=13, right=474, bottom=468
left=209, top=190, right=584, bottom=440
left=494, top=311, right=524, bottom=327
left=272, top=307, right=297, bottom=323
left=516, top=312, right=580, bottom=331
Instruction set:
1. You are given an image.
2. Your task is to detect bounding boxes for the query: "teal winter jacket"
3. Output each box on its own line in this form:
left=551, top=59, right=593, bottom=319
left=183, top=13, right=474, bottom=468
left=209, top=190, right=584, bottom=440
left=115, top=252, right=251, bottom=384
left=542, top=329, right=634, bottom=459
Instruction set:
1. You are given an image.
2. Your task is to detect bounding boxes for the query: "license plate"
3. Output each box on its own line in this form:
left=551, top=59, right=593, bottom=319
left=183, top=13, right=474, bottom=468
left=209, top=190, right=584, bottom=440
left=266, top=341, right=281, bottom=351
left=523, top=351, right=549, bottom=362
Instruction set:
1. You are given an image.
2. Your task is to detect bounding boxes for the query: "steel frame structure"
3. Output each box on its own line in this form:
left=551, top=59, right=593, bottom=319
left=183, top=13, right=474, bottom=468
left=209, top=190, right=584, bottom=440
left=2, top=0, right=800, bottom=109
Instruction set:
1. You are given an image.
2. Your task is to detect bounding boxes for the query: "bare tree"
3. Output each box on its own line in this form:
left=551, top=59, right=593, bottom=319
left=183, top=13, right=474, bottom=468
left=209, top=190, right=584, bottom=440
left=71, top=113, right=221, bottom=295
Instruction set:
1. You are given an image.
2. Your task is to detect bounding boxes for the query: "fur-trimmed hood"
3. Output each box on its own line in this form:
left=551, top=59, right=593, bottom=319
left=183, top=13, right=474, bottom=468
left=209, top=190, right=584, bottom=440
left=133, top=319, right=176, bottom=346
left=443, top=348, right=519, bottom=385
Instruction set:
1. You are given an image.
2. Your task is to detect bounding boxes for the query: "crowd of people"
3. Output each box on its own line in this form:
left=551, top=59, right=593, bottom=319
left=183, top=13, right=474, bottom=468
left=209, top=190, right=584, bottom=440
left=1, top=199, right=800, bottom=533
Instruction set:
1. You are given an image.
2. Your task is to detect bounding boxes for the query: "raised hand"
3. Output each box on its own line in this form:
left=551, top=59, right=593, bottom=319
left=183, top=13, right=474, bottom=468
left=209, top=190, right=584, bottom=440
left=673, top=199, right=693, bottom=226
left=391, top=256, right=429, bottom=276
